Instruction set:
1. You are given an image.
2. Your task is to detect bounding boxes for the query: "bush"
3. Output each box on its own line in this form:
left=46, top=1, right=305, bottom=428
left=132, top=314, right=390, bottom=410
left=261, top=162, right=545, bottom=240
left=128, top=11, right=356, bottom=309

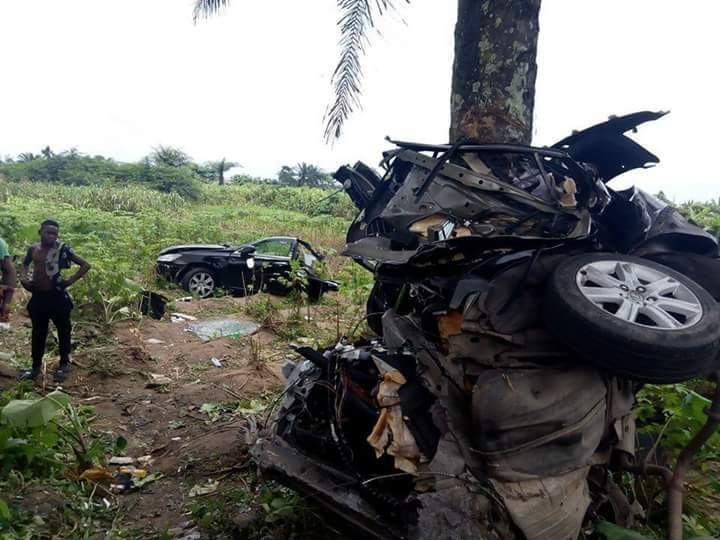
left=0, top=181, right=187, bottom=213
left=137, top=164, right=202, bottom=200
left=202, top=183, right=355, bottom=218
left=0, top=155, right=203, bottom=200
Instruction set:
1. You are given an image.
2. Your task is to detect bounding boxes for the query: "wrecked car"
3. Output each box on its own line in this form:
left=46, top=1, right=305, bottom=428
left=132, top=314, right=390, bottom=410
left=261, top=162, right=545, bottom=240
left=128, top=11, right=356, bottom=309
left=156, top=236, right=338, bottom=300
left=252, top=112, right=720, bottom=540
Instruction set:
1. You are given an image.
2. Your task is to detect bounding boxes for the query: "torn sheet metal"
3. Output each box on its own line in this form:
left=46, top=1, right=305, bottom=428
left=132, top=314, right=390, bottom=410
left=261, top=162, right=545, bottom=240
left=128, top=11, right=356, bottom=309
left=492, top=467, right=592, bottom=540
left=471, top=366, right=606, bottom=481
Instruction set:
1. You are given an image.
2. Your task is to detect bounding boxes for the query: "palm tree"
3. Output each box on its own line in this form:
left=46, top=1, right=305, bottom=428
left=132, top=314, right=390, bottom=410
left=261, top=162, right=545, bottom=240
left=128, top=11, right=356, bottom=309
left=296, top=163, right=329, bottom=187
left=276, top=163, right=331, bottom=187
left=193, top=0, right=541, bottom=144
left=212, top=158, right=239, bottom=185
left=17, top=152, right=38, bottom=162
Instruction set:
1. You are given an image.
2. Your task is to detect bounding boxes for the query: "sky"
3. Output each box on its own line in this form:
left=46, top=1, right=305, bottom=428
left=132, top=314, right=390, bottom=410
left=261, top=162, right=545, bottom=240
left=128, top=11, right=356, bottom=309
left=0, top=0, right=718, bottom=202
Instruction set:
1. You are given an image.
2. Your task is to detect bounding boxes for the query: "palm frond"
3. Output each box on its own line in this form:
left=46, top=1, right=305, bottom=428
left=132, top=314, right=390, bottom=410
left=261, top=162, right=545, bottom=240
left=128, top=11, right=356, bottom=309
left=193, top=0, right=232, bottom=23
left=192, top=0, right=407, bottom=142
left=324, top=0, right=405, bottom=142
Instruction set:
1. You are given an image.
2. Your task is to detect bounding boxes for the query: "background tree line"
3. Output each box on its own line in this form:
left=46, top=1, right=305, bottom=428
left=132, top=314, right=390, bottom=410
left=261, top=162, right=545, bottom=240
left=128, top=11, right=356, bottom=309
left=0, top=145, right=335, bottom=199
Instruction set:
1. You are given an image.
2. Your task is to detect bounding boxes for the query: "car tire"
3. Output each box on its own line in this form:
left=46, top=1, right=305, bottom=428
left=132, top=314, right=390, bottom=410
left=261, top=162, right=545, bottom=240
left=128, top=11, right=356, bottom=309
left=544, top=253, right=720, bottom=383
left=181, top=267, right=217, bottom=298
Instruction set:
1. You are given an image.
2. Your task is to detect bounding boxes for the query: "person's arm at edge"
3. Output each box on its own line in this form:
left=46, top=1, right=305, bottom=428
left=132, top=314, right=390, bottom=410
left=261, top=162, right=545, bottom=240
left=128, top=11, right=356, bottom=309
left=63, top=251, right=91, bottom=288
left=0, top=255, right=16, bottom=312
left=19, top=246, right=33, bottom=291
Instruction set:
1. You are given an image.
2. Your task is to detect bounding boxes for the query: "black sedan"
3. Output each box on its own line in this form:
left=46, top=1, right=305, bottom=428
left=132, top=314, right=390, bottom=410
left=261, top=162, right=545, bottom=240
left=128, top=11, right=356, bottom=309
left=156, top=236, right=339, bottom=299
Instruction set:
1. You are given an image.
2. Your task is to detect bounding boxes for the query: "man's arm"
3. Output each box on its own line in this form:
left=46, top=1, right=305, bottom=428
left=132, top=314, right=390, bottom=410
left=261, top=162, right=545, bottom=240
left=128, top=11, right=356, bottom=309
left=62, top=252, right=91, bottom=288
left=19, top=246, right=34, bottom=291
left=0, top=256, right=16, bottom=313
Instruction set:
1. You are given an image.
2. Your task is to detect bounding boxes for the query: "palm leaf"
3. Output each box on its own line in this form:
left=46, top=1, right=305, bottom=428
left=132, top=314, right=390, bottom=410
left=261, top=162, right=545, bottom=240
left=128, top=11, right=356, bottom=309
left=193, top=0, right=232, bottom=23
left=192, top=0, right=407, bottom=141
left=324, top=0, right=405, bottom=142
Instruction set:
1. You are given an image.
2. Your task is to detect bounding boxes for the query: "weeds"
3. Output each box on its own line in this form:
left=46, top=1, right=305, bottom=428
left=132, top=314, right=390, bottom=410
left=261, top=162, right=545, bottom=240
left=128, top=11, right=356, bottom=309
left=244, top=296, right=279, bottom=327
left=0, top=385, right=125, bottom=538
left=189, top=478, right=334, bottom=540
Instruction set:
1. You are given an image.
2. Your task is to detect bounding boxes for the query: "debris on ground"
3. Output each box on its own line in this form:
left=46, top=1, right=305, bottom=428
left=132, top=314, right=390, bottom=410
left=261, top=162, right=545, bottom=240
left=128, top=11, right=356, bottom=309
left=108, top=456, right=135, bottom=466
left=171, top=312, right=198, bottom=323
left=189, top=479, right=219, bottom=497
left=146, top=373, right=173, bottom=388
left=140, top=290, right=168, bottom=320
left=185, top=318, right=259, bottom=342
left=112, top=469, right=163, bottom=493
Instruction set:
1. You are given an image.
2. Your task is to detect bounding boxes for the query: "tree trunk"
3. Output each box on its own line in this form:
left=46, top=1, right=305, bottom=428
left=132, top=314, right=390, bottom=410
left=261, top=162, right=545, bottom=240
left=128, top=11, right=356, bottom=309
left=218, top=158, right=225, bottom=186
left=450, top=0, right=541, bottom=144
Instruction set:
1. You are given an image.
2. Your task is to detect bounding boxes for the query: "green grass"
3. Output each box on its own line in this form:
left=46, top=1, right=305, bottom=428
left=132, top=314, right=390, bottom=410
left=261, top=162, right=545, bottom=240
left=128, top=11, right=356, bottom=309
left=0, top=180, right=353, bottom=323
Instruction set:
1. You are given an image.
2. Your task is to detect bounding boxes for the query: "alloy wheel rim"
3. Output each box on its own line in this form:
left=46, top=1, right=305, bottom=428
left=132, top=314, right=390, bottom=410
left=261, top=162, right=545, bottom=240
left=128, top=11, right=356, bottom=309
left=189, top=272, right=214, bottom=297
left=575, top=260, right=702, bottom=330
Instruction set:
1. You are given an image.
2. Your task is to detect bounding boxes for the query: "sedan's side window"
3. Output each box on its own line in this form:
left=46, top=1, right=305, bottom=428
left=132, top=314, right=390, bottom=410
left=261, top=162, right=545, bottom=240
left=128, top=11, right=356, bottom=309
left=253, top=239, right=293, bottom=257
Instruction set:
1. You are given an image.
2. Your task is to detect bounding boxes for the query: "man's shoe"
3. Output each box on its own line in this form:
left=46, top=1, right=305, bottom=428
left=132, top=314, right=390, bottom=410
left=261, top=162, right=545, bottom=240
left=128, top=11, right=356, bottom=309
left=53, top=364, right=71, bottom=383
left=17, top=369, right=40, bottom=381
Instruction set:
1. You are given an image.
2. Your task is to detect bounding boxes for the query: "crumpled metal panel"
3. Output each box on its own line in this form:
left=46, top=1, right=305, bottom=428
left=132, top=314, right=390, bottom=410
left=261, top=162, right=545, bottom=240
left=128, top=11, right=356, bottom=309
left=492, top=466, right=591, bottom=540
left=471, top=366, right=607, bottom=481
left=251, top=437, right=408, bottom=540
left=409, top=480, right=510, bottom=540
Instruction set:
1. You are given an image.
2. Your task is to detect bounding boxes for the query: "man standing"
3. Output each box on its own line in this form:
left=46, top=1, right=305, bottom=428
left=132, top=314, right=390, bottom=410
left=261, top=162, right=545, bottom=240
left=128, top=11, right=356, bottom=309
left=19, top=220, right=90, bottom=382
left=0, top=236, right=16, bottom=324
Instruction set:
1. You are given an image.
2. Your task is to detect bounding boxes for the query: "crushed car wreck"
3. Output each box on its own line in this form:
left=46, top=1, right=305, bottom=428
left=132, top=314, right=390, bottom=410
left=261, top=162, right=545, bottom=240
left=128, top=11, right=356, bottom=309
left=252, top=112, right=720, bottom=540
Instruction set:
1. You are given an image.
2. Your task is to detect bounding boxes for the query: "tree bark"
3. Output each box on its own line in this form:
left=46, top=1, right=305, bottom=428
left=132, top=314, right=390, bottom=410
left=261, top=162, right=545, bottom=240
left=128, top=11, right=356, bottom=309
left=450, top=0, right=541, bottom=144
left=218, top=158, right=225, bottom=186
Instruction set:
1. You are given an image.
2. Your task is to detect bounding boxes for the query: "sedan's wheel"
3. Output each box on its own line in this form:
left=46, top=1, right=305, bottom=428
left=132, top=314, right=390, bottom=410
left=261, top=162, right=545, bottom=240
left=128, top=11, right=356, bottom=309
left=576, top=259, right=703, bottom=330
left=182, top=268, right=216, bottom=298
left=544, top=253, right=720, bottom=383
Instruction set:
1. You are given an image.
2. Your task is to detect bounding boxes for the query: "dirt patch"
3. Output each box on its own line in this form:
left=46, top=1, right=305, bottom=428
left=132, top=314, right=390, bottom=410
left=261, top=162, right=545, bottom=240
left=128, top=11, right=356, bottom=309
left=0, top=298, right=290, bottom=536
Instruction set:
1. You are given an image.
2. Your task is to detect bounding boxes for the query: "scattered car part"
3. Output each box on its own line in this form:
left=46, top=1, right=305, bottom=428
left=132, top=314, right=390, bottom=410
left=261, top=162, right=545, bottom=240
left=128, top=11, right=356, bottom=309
left=139, top=290, right=168, bottom=320
left=545, top=253, right=720, bottom=383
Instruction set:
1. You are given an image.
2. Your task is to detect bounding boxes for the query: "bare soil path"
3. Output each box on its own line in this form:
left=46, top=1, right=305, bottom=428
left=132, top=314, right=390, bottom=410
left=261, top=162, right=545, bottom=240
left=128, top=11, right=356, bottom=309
left=0, top=295, right=302, bottom=538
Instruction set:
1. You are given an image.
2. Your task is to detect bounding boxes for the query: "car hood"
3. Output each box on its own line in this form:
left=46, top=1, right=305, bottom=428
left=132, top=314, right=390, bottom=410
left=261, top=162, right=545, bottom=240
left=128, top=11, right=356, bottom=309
left=552, top=110, right=667, bottom=181
left=159, top=244, right=230, bottom=256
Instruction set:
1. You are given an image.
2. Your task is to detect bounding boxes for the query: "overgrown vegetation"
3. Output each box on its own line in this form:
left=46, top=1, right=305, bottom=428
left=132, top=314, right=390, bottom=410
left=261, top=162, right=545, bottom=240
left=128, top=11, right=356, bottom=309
left=0, top=384, right=127, bottom=538
left=0, top=147, right=343, bottom=203
left=0, top=176, right=719, bottom=538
